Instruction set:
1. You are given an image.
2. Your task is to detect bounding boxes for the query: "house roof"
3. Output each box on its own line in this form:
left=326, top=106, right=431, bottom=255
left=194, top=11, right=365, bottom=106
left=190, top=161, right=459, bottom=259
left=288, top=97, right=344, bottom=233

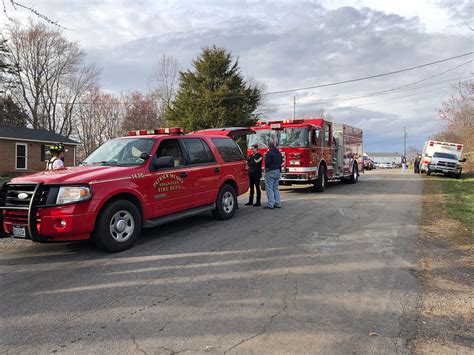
left=367, top=152, right=401, bottom=157
left=0, top=126, right=79, bottom=145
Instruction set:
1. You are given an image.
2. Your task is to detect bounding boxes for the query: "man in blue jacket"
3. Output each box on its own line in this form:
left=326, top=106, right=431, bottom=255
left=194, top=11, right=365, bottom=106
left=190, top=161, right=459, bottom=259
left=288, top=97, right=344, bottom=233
left=264, top=140, right=283, bottom=209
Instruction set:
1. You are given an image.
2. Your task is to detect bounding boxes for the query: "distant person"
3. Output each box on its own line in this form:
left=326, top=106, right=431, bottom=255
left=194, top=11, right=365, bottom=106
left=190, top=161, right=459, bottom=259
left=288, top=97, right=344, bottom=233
left=264, top=140, right=283, bottom=209
left=401, top=155, right=407, bottom=174
left=414, top=153, right=421, bottom=174
left=245, top=144, right=263, bottom=207
left=46, top=143, right=66, bottom=170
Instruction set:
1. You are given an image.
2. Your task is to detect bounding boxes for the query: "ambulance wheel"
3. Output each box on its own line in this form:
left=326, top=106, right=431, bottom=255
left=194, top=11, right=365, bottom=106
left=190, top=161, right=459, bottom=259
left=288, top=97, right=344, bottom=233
left=93, top=199, right=142, bottom=252
left=349, top=163, right=359, bottom=184
left=213, top=184, right=237, bottom=220
left=313, top=165, right=326, bottom=192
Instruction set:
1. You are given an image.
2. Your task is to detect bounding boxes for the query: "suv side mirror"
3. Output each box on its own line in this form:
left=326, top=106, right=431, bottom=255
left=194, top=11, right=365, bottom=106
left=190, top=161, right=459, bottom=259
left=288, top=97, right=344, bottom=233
left=460, top=158, right=467, bottom=163
left=154, top=156, right=175, bottom=169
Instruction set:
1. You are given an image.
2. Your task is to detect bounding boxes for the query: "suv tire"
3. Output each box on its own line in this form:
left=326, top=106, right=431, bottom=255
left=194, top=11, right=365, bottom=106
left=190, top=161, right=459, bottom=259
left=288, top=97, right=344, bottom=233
left=313, top=165, right=326, bottom=192
left=426, top=168, right=431, bottom=176
left=93, top=199, right=142, bottom=252
left=213, top=184, right=237, bottom=220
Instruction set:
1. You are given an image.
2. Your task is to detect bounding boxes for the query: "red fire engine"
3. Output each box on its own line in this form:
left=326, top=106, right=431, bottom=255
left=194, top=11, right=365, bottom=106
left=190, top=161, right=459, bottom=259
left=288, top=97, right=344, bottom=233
left=0, top=128, right=249, bottom=252
left=247, top=118, right=363, bottom=192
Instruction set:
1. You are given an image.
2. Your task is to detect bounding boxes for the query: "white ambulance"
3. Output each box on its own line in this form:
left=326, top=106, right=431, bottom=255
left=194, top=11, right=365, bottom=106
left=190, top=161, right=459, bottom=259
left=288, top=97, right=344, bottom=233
left=420, top=140, right=464, bottom=178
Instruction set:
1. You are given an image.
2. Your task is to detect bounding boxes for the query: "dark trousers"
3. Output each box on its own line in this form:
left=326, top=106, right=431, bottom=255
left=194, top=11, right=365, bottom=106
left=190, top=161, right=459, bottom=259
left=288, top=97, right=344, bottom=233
left=414, top=162, right=420, bottom=173
left=249, top=175, right=261, bottom=204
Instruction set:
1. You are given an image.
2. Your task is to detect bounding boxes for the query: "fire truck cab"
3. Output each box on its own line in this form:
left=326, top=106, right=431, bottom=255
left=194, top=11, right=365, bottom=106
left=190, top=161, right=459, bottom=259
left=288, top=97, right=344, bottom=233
left=0, top=128, right=249, bottom=252
left=247, top=118, right=363, bottom=192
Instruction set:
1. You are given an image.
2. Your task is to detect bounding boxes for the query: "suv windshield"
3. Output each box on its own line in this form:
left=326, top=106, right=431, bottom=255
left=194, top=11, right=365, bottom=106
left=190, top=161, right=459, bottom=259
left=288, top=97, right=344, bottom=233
left=247, top=128, right=310, bottom=148
left=82, top=138, right=156, bottom=166
left=433, top=152, right=457, bottom=160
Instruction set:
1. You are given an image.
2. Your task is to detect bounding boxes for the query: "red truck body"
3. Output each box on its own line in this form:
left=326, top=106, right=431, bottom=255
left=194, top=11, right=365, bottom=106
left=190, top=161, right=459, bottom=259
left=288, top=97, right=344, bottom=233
left=247, top=118, right=363, bottom=191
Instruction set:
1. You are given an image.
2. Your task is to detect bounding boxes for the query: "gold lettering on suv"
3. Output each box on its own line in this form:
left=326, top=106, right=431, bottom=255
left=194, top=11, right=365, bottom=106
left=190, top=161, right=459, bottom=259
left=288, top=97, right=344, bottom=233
left=153, top=173, right=184, bottom=193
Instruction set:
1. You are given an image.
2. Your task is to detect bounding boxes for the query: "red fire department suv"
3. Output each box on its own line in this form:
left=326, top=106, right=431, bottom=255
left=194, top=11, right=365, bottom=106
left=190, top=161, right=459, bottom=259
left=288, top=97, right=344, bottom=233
left=0, top=128, right=250, bottom=252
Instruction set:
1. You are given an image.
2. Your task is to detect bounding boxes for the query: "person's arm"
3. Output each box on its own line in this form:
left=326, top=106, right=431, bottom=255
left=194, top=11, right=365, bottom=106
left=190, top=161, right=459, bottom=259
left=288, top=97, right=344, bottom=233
left=254, top=153, right=262, bottom=164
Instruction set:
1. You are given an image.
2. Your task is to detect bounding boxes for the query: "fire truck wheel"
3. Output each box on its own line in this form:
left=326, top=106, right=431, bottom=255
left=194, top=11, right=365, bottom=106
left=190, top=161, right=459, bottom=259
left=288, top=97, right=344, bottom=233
left=213, top=184, right=237, bottom=220
left=349, top=163, right=359, bottom=184
left=93, top=199, right=142, bottom=252
left=313, top=165, right=326, bottom=192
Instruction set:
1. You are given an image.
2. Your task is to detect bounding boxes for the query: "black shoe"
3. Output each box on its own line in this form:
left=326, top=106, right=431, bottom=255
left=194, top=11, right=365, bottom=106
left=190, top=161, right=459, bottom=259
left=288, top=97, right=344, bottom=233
left=264, top=206, right=274, bottom=209
left=274, top=205, right=281, bottom=209
left=253, top=203, right=261, bottom=207
left=244, top=202, right=253, bottom=206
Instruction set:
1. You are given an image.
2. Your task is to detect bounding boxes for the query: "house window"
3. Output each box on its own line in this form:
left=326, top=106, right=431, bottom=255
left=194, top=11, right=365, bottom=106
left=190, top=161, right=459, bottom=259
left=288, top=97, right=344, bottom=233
left=16, top=143, right=28, bottom=170
left=41, top=144, right=46, bottom=161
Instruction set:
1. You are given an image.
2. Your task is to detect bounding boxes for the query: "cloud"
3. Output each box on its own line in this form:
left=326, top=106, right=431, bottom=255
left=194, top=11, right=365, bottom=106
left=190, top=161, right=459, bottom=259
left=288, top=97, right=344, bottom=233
left=1, top=0, right=471, bottom=152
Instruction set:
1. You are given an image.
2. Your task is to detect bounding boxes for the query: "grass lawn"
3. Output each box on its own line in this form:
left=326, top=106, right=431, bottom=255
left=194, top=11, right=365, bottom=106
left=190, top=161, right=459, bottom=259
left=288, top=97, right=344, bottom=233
left=437, top=175, right=474, bottom=235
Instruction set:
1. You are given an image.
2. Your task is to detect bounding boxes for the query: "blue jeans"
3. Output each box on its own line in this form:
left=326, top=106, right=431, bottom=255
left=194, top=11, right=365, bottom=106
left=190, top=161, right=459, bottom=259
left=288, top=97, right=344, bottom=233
left=265, top=169, right=281, bottom=208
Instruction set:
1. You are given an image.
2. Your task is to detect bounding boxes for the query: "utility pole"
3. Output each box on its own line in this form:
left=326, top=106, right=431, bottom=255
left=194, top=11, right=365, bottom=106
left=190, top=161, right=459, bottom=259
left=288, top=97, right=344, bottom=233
left=403, top=126, right=407, bottom=157
left=292, top=96, right=296, bottom=120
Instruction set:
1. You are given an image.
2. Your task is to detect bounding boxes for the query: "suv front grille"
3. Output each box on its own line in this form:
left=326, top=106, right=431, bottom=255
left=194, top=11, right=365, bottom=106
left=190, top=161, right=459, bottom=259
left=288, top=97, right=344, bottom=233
left=6, top=184, right=36, bottom=207
left=436, top=161, right=456, bottom=168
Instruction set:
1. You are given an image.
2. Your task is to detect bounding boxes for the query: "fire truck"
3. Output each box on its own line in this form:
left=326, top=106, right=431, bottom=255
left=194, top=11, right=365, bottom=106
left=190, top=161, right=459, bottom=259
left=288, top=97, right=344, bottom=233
left=247, top=118, right=363, bottom=192
left=0, top=128, right=249, bottom=252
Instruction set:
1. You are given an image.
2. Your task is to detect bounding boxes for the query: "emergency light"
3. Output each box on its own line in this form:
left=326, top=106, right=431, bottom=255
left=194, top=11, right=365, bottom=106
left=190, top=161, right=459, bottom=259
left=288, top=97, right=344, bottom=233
left=128, top=127, right=185, bottom=136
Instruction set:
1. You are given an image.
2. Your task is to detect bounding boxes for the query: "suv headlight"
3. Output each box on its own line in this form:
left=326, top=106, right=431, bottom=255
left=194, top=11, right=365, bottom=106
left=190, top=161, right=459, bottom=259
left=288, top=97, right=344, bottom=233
left=56, top=186, right=91, bottom=204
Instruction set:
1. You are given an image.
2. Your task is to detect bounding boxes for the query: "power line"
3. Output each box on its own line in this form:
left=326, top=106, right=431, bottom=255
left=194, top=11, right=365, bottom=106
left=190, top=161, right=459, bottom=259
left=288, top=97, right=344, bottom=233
left=270, top=74, right=473, bottom=109
left=261, top=51, right=473, bottom=96
left=26, top=51, right=474, bottom=106
left=294, top=59, right=473, bottom=105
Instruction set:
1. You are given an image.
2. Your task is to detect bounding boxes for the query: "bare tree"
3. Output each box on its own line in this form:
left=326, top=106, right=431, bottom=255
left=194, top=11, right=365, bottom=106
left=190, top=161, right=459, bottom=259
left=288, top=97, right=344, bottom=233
left=2, top=1, right=70, bottom=30
left=5, top=20, right=99, bottom=137
left=148, top=54, right=179, bottom=123
left=121, top=91, right=163, bottom=132
left=436, top=80, right=474, bottom=170
left=75, top=87, right=123, bottom=158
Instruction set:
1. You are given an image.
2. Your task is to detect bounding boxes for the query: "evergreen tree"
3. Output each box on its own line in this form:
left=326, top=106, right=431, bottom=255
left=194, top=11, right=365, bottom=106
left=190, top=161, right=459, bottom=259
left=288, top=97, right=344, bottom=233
left=0, top=96, right=27, bottom=127
left=166, top=46, right=262, bottom=131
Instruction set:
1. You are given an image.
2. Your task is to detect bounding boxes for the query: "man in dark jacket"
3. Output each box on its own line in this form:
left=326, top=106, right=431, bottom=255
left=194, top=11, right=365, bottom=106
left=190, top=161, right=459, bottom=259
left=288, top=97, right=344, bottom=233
left=245, top=144, right=263, bottom=207
left=264, top=140, right=283, bottom=209
left=414, top=153, right=421, bottom=174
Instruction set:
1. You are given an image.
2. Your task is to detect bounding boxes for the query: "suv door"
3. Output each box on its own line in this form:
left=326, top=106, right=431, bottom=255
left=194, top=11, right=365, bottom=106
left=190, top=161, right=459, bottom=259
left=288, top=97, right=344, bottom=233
left=181, top=138, right=220, bottom=206
left=145, top=138, right=195, bottom=217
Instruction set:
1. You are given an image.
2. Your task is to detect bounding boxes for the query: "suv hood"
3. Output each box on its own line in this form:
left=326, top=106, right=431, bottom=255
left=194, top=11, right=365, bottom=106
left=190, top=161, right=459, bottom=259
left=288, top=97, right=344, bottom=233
left=9, top=165, right=136, bottom=185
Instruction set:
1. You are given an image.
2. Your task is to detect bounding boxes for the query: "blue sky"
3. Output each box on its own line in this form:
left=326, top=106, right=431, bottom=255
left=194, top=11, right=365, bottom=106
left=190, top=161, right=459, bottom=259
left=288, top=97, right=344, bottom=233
left=1, top=0, right=472, bottom=153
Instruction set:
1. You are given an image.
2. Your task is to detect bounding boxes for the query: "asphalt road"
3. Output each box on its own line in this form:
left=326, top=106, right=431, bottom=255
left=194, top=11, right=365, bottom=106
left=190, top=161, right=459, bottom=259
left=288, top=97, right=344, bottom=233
left=0, top=170, right=422, bottom=354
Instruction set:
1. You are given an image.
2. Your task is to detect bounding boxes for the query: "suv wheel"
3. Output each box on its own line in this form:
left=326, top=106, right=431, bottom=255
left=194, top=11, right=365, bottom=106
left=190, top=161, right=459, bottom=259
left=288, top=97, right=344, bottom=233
left=213, top=184, right=237, bottom=220
left=426, top=168, right=431, bottom=176
left=93, top=199, right=142, bottom=252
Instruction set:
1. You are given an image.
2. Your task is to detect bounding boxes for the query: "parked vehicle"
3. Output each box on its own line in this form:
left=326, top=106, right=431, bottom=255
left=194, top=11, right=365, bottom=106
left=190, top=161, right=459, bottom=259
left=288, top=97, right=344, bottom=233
left=381, top=162, right=394, bottom=169
left=363, top=156, right=375, bottom=170
left=0, top=128, right=250, bottom=252
left=420, top=140, right=464, bottom=176
left=427, top=151, right=463, bottom=178
left=247, top=118, right=363, bottom=192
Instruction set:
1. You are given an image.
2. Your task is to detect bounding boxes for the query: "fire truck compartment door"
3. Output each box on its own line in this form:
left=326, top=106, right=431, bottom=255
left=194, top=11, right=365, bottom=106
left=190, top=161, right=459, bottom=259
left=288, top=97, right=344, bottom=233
left=192, top=127, right=255, bottom=138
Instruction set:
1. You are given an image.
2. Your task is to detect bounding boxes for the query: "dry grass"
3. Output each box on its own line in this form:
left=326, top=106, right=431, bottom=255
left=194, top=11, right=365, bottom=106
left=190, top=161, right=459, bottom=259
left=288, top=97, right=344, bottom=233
left=415, top=176, right=473, bottom=354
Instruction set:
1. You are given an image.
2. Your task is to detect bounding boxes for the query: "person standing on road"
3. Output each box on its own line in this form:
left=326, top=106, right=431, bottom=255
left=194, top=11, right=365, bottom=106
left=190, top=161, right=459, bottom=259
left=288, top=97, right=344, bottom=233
left=414, top=153, right=421, bottom=174
left=264, top=140, right=283, bottom=209
left=401, top=155, right=407, bottom=174
left=245, top=144, right=263, bottom=207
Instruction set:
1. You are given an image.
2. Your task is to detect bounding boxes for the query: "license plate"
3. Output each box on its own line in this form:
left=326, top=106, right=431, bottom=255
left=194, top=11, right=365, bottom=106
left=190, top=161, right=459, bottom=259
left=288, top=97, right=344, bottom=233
left=12, top=225, right=27, bottom=238
left=442, top=169, right=449, bottom=173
